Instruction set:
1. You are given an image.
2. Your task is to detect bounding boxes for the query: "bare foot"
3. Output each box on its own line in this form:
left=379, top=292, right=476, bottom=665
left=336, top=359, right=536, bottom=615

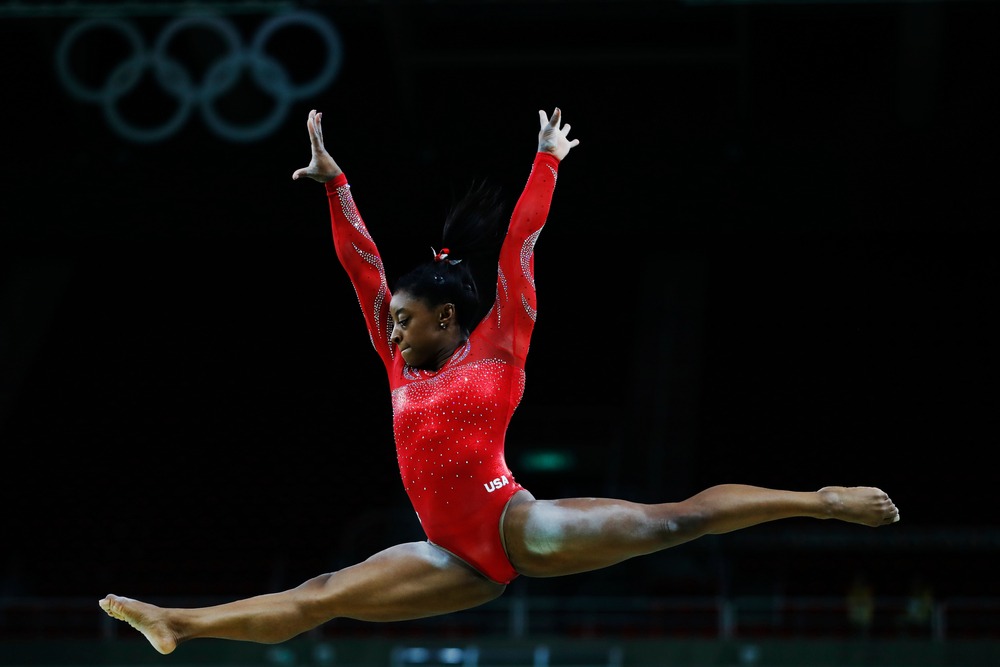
left=99, top=594, right=179, bottom=655
left=818, top=486, right=900, bottom=526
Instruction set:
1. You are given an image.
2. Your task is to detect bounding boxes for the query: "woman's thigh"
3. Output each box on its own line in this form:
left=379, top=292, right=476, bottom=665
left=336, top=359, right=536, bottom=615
left=502, top=497, right=693, bottom=578
left=325, top=541, right=507, bottom=621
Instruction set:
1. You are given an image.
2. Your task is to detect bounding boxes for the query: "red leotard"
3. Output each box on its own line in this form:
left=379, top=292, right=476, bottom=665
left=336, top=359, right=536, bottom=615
left=324, top=152, right=561, bottom=584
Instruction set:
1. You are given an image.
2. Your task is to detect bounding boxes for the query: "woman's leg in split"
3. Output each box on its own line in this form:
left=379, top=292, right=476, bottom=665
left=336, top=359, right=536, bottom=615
left=99, top=541, right=506, bottom=655
left=503, top=485, right=899, bottom=578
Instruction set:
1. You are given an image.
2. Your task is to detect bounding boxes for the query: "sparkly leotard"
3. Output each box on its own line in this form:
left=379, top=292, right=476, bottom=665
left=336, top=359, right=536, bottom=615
left=324, top=152, right=561, bottom=584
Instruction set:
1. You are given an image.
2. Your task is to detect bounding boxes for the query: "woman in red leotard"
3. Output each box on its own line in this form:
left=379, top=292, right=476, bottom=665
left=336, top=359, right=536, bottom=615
left=99, top=107, right=900, bottom=655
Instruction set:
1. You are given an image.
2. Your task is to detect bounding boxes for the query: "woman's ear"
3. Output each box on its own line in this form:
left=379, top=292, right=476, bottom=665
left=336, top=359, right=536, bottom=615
left=438, top=303, right=456, bottom=327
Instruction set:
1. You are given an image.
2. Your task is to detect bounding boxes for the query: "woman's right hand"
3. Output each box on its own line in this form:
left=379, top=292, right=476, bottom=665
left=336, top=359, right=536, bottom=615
left=292, top=109, right=344, bottom=183
left=537, top=107, right=580, bottom=161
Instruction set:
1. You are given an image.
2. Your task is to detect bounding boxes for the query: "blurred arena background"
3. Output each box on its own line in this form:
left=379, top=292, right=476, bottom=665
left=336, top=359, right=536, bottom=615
left=1, top=0, right=997, bottom=665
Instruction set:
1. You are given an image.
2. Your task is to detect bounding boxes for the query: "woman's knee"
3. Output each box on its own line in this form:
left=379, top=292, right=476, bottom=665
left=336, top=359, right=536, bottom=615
left=652, top=501, right=715, bottom=542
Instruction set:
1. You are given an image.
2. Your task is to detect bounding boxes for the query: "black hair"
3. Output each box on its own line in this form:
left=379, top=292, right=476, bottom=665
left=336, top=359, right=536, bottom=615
left=392, top=180, right=508, bottom=332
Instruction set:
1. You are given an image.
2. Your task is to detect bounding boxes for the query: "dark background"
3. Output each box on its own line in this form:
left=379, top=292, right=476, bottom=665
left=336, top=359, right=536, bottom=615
left=1, top=0, right=997, bottom=608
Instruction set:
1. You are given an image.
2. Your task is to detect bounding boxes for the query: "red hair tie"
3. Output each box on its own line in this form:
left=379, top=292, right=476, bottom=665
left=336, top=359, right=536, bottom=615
left=431, top=247, right=462, bottom=265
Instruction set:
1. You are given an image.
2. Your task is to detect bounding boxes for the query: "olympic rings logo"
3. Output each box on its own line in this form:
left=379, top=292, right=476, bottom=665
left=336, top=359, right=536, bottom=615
left=56, top=11, right=342, bottom=143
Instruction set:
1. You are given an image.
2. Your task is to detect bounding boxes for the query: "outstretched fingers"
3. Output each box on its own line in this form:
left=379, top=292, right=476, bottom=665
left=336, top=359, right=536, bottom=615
left=537, top=107, right=579, bottom=160
left=303, top=109, right=325, bottom=151
left=292, top=109, right=341, bottom=183
left=312, top=110, right=324, bottom=145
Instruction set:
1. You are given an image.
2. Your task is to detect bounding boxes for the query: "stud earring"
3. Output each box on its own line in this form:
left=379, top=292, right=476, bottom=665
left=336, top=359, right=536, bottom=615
left=440, top=322, right=447, bottom=330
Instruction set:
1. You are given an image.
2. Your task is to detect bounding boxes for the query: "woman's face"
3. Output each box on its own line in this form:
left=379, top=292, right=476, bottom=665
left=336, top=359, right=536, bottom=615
left=389, top=291, right=453, bottom=370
